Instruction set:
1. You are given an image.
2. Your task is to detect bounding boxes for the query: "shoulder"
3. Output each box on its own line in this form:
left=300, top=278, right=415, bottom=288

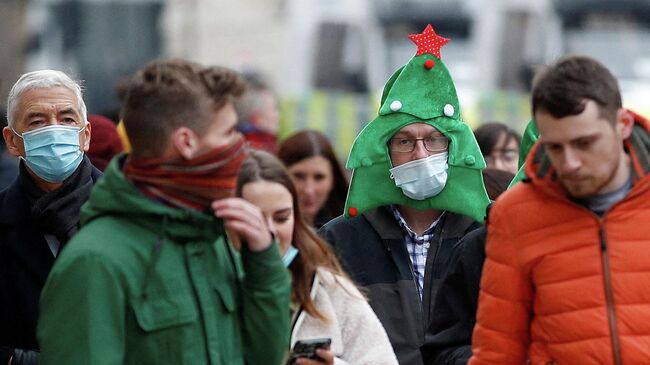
left=63, top=216, right=154, bottom=266
left=90, top=165, right=103, bottom=182
left=313, top=269, right=383, bottom=325
left=488, top=180, right=556, bottom=233
left=442, top=210, right=482, bottom=236
left=0, top=180, right=28, bottom=224
left=456, top=225, right=486, bottom=250
left=319, top=214, right=368, bottom=234
left=455, top=226, right=487, bottom=270
left=0, top=184, right=13, bottom=215
left=315, top=269, right=364, bottom=301
left=492, top=180, right=539, bottom=213
left=47, top=239, right=129, bottom=296
left=318, top=214, right=368, bottom=248
left=318, top=207, right=394, bottom=244
left=50, top=220, right=153, bottom=294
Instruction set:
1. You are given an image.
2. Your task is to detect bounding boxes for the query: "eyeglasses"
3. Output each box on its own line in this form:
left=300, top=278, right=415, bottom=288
left=484, top=149, right=519, bottom=165
left=388, top=135, right=449, bottom=153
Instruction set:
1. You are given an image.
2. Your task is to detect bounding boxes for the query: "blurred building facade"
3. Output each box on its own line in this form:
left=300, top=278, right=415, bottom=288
left=1, top=0, right=649, bottom=156
left=164, top=0, right=650, bottom=154
left=2, top=0, right=164, bottom=119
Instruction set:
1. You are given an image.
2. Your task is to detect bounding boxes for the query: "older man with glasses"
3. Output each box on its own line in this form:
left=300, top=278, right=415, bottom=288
left=319, top=24, right=490, bottom=365
left=321, top=120, right=485, bottom=365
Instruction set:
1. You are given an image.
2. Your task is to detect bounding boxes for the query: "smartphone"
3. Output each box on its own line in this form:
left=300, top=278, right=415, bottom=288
left=288, top=338, right=332, bottom=364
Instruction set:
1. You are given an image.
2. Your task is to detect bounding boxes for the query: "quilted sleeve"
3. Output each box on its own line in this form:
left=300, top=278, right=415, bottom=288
left=468, top=203, right=533, bottom=365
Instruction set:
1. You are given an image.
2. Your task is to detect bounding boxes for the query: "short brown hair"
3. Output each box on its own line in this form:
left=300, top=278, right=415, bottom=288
left=199, top=65, right=247, bottom=111
left=531, top=56, right=621, bottom=123
left=121, top=59, right=246, bottom=158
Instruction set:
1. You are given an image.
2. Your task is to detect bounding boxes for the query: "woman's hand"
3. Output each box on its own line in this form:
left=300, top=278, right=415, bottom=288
left=295, top=349, right=334, bottom=365
left=212, top=198, right=273, bottom=252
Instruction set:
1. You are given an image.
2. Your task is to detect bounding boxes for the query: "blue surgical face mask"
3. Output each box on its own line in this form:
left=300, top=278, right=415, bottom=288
left=12, top=124, right=86, bottom=183
left=282, top=245, right=299, bottom=267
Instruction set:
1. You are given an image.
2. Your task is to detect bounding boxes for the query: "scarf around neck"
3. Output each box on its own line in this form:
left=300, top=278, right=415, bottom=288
left=124, top=137, right=247, bottom=212
left=21, top=155, right=95, bottom=244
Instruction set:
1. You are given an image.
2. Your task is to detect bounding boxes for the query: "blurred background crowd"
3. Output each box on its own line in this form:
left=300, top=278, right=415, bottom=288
left=1, top=0, right=650, bottom=188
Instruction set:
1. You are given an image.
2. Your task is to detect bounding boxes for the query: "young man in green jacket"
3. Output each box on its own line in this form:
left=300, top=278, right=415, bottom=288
left=37, top=59, right=291, bottom=365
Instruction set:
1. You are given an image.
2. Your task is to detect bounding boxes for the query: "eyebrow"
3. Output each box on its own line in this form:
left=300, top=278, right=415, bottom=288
left=541, top=133, right=600, bottom=145
left=25, top=111, right=48, bottom=120
left=275, top=208, right=293, bottom=214
left=58, top=107, right=78, bottom=116
left=25, top=108, right=78, bottom=120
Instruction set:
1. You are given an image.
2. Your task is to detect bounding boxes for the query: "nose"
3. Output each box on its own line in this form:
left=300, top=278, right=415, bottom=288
left=412, top=140, right=429, bottom=160
left=493, top=157, right=506, bottom=171
left=303, top=179, right=316, bottom=197
left=561, top=148, right=581, bottom=173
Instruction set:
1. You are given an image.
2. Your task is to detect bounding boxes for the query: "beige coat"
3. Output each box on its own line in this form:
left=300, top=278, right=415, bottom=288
left=291, top=269, right=399, bottom=365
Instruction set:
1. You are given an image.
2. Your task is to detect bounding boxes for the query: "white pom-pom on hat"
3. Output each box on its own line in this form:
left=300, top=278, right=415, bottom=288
left=390, top=100, right=402, bottom=112
left=443, top=103, right=454, bottom=117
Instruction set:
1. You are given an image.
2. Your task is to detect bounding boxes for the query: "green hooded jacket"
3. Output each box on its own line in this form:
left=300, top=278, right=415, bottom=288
left=38, top=156, right=291, bottom=365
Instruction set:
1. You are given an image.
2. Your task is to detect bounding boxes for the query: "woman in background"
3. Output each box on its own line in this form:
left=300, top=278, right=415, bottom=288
left=474, top=122, right=521, bottom=175
left=237, top=150, right=397, bottom=365
left=277, top=130, right=348, bottom=228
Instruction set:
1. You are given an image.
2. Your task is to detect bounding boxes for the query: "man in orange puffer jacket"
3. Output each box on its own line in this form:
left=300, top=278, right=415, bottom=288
left=469, top=55, right=650, bottom=365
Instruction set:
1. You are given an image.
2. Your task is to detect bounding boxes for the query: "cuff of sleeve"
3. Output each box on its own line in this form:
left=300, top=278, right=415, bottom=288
left=241, top=240, right=288, bottom=289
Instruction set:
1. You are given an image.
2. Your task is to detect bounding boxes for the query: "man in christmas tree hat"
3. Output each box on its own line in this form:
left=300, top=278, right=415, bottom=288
left=320, top=24, right=489, bottom=365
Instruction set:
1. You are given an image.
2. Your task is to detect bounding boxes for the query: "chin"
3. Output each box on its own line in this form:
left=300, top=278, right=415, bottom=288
left=562, top=182, right=597, bottom=199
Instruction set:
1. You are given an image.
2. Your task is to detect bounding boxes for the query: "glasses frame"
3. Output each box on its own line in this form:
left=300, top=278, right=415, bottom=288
left=388, top=135, right=449, bottom=153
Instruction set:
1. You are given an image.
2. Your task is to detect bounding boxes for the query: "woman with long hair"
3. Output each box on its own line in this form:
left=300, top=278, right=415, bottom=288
left=277, top=130, right=349, bottom=228
left=236, top=150, right=397, bottom=365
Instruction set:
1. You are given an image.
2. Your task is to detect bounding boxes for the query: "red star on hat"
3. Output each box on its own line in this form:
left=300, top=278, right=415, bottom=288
left=408, top=24, right=450, bottom=58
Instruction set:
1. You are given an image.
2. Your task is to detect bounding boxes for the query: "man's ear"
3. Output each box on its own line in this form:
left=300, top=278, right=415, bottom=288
left=81, top=121, right=92, bottom=152
left=171, top=126, right=199, bottom=160
left=616, top=109, right=634, bottom=139
left=3, top=126, right=22, bottom=157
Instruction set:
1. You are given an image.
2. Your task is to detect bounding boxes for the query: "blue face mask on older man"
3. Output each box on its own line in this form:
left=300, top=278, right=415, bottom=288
left=12, top=124, right=86, bottom=183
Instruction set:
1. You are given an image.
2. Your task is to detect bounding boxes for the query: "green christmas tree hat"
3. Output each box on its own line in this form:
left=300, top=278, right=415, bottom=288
left=344, top=24, right=490, bottom=222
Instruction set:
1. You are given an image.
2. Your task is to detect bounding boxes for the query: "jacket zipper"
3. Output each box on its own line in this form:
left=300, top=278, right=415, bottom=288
left=405, top=251, right=424, bottom=311
left=536, top=191, right=627, bottom=365
left=531, top=159, right=646, bottom=365
left=599, top=224, right=622, bottom=365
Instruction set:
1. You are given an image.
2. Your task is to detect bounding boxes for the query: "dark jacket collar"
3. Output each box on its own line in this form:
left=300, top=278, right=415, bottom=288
left=0, top=176, right=28, bottom=224
left=365, top=205, right=478, bottom=241
left=0, top=159, right=102, bottom=225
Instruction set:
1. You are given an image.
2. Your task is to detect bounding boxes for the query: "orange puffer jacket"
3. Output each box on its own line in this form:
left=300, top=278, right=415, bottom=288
left=469, top=112, right=650, bottom=365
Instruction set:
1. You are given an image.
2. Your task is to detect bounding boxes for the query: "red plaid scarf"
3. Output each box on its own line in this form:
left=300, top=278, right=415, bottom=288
left=124, top=137, right=247, bottom=212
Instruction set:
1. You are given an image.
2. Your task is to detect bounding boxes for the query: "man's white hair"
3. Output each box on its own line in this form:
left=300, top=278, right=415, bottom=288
left=6, top=70, right=87, bottom=127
